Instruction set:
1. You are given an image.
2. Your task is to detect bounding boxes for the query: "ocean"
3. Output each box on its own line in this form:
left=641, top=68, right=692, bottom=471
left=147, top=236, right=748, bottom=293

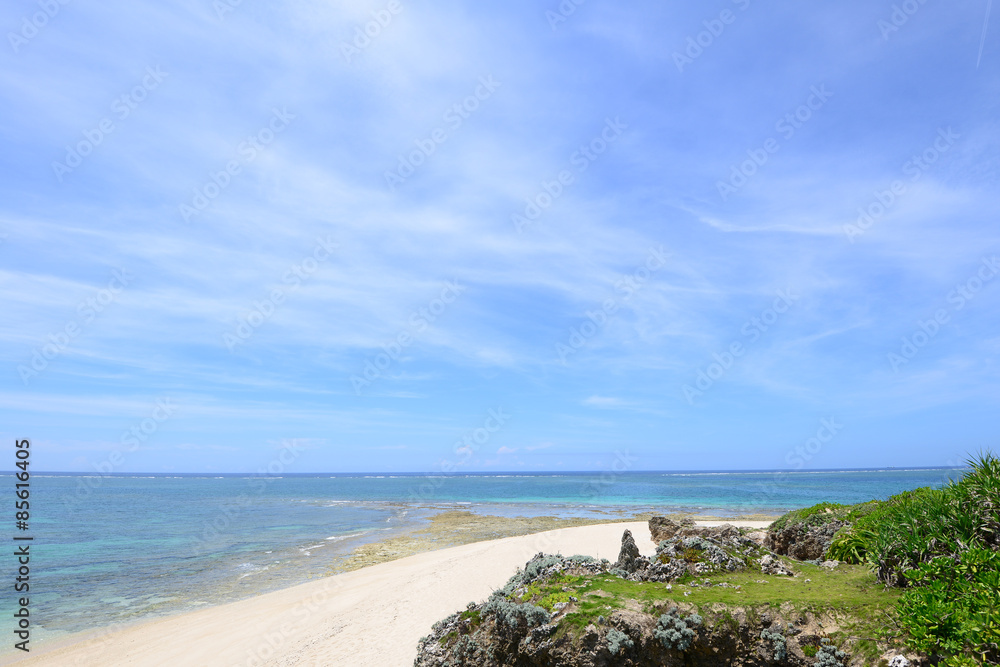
left=1, top=468, right=963, bottom=651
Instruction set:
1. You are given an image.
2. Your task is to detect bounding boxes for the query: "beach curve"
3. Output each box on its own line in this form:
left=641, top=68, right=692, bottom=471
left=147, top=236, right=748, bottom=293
left=11, top=520, right=771, bottom=667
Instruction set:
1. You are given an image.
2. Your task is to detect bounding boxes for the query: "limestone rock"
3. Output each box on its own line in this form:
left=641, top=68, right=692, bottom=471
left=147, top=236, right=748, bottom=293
left=648, top=515, right=695, bottom=543
left=766, top=519, right=847, bottom=561
left=760, top=554, right=794, bottom=576
left=615, top=529, right=643, bottom=572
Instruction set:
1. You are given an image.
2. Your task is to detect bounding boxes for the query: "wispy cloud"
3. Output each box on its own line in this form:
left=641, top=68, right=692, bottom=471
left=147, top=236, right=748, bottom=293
left=0, top=0, right=996, bottom=471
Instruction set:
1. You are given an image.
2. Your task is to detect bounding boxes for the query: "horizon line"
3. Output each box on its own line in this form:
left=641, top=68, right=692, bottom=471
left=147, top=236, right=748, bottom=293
left=2, top=465, right=969, bottom=476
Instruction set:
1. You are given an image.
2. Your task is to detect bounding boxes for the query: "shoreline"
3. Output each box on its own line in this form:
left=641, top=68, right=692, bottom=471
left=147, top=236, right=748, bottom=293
left=331, top=509, right=780, bottom=572
left=9, top=517, right=775, bottom=666
left=4, top=506, right=778, bottom=659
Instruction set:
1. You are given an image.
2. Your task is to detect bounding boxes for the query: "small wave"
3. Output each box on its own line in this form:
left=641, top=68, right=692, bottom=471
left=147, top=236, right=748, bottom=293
left=234, top=563, right=270, bottom=578
left=325, top=531, right=370, bottom=542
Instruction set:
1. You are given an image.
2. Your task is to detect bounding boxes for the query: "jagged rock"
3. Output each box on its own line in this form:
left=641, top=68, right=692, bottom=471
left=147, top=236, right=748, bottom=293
left=416, top=572, right=867, bottom=667
left=819, top=560, right=840, bottom=570
left=648, top=515, right=696, bottom=542
left=760, top=554, right=794, bottom=576
left=888, top=655, right=911, bottom=667
left=615, top=529, right=643, bottom=573
left=766, top=519, right=848, bottom=561
left=699, top=523, right=742, bottom=542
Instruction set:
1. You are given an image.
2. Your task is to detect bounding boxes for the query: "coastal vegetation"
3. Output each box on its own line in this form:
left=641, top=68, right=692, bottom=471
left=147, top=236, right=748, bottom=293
left=415, top=524, right=905, bottom=665
left=415, top=453, right=1000, bottom=666
left=827, top=453, right=1000, bottom=666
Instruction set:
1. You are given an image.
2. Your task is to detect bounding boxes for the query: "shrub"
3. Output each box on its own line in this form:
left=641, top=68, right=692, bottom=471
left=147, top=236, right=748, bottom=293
left=523, top=554, right=564, bottom=583
left=827, top=453, right=1000, bottom=586
left=813, top=640, right=847, bottom=667
left=824, top=453, right=1000, bottom=665
left=606, top=628, right=633, bottom=656
left=567, top=554, right=597, bottom=565
left=536, top=591, right=570, bottom=611
left=655, top=607, right=701, bottom=651
left=761, top=627, right=787, bottom=661
left=683, top=547, right=703, bottom=562
left=897, top=548, right=1000, bottom=665
left=452, top=635, right=479, bottom=661
left=482, top=597, right=551, bottom=631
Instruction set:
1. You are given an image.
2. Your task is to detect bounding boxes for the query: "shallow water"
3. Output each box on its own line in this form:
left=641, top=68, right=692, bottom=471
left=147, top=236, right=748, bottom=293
left=0, top=468, right=962, bottom=649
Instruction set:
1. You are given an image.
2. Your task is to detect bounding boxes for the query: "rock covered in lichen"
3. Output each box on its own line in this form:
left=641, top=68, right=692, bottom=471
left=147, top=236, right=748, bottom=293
left=648, top=516, right=696, bottom=543
left=761, top=553, right=795, bottom=576
left=416, top=526, right=831, bottom=667
left=614, top=529, right=643, bottom=572
left=415, top=570, right=861, bottom=667
left=766, top=513, right=849, bottom=561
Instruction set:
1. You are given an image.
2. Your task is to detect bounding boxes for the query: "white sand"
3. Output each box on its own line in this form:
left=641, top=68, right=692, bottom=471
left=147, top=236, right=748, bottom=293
left=14, top=520, right=764, bottom=667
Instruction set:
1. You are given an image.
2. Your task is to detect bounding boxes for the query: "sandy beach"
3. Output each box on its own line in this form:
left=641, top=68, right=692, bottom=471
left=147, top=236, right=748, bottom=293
left=12, top=520, right=770, bottom=667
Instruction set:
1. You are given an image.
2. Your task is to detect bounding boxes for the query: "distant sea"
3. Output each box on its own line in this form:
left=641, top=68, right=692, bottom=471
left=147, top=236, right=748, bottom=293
left=0, top=468, right=964, bottom=651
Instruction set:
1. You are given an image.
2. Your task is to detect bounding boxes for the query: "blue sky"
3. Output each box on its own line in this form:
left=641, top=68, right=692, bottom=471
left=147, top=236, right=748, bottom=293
left=1, top=0, right=997, bottom=473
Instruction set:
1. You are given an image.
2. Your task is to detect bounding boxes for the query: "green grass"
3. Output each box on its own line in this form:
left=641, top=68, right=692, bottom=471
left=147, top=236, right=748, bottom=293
left=769, top=498, right=889, bottom=536
left=508, top=558, right=900, bottom=644
left=769, top=502, right=850, bottom=531
left=459, top=608, right=482, bottom=629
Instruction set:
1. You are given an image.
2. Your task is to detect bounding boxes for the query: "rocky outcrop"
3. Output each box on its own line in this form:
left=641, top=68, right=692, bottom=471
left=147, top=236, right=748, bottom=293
left=766, top=519, right=848, bottom=561
left=415, top=580, right=874, bottom=667
left=648, top=516, right=696, bottom=543
left=614, top=530, right=643, bottom=572
left=416, top=527, right=840, bottom=666
left=760, top=554, right=795, bottom=576
left=416, top=514, right=933, bottom=667
left=606, top=522, right=767, bottom=583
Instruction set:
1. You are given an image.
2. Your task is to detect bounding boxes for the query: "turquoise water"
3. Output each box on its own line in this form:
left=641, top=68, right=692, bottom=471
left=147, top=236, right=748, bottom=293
left=0, top=468, right=963, bottom=649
